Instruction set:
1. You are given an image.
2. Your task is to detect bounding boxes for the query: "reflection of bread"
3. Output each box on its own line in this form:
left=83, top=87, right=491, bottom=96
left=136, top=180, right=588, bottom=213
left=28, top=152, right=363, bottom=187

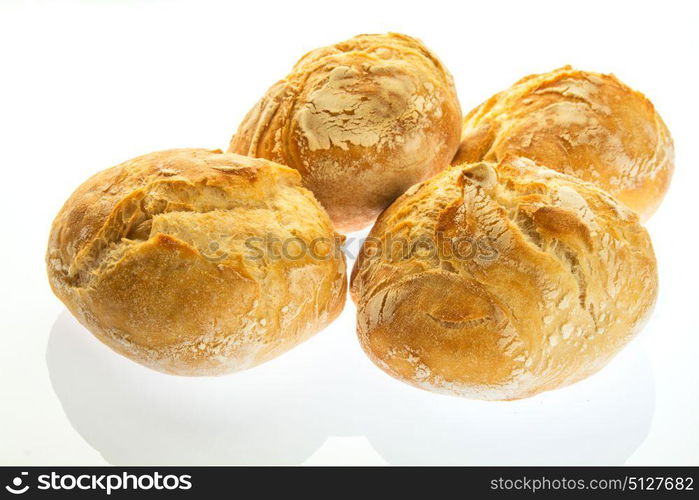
left=453, top=66, right=674, bottom=220
left=351, top=156, right=657, bottom=400
left=47, top=149, right=346, bottom=375
left=230, top=33, right=462, bottom=232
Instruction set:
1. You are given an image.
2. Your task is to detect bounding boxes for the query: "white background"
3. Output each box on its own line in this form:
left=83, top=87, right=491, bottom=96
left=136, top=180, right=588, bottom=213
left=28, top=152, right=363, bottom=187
left=1, top=0, right=697, bottom=465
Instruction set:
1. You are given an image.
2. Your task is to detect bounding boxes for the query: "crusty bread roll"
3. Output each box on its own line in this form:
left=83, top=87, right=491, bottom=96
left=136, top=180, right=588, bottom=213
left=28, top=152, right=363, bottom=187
left=47, top=149, right=347, bottom=375
left=229, top=33, right=462, bottom=232
left=351, top=156, right=657, bottom=400
left=453, top=66, right=674, bottom=221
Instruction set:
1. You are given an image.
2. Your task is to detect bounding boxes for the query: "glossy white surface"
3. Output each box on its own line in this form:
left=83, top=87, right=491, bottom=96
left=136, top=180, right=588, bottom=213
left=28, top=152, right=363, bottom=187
left=1, top=0, right=697, bottom=465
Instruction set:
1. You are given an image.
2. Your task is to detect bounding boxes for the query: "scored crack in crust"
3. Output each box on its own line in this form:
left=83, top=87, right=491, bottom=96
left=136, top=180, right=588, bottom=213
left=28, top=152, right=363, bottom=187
left=350, top=155, right=658, bottom=400
left=47, top=148, right=347, bottom=375
left=453, top=66, right=674, bottom=221
left=229, top=33, right=462, bottom=232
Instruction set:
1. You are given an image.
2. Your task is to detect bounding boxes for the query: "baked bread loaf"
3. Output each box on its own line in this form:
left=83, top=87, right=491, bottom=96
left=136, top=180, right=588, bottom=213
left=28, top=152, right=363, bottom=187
left=351, top=156, right=657, bottom=400
left=47, top=149, right=347, bottom=375
left=453, top=66, right=674, bottom=221
left=229, top=33, right=462, bottom=232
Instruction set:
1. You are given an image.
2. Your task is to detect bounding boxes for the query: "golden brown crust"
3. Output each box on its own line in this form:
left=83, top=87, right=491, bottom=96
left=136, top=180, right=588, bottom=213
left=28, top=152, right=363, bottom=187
left=351, top=156, right=657, bottom=400
left=47, top=148, right=347, bottom=375
left=229, top=33, right=462, bottom=232
left=453, top=66, right=674, bottom=221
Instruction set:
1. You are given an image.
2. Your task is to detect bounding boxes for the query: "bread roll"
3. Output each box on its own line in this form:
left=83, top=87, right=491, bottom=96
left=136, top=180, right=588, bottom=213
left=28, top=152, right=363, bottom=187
left=453, top=66, right=674, bottom=221
left=351, top=156, right=657, bottom=400
left=47, top=149, right=347, bottom=375
left=229, top=33, right=462, bottom=232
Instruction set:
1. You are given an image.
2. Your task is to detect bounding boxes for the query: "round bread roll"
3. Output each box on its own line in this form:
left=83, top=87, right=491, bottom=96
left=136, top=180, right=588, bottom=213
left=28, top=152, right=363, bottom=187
left=47, top=149, right=347, bottom=375
left=351, top=156, right=657, bottom=400
left=229, top=33, right=462, bottom=232
left=453, top=66, right=674, bottom=221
